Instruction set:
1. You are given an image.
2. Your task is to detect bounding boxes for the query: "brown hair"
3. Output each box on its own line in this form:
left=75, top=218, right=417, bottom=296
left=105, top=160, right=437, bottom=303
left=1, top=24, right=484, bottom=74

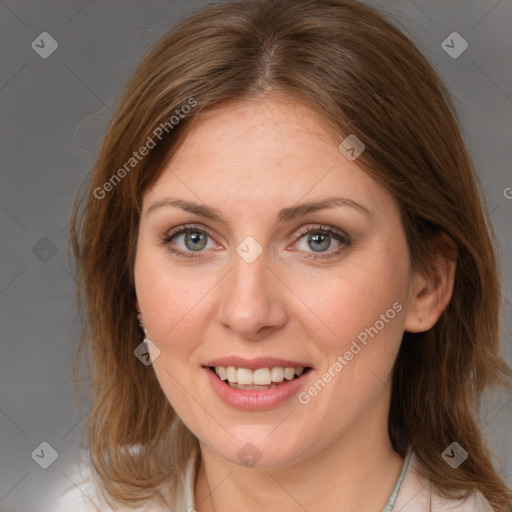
left=70, top=0, right=512, bottom=509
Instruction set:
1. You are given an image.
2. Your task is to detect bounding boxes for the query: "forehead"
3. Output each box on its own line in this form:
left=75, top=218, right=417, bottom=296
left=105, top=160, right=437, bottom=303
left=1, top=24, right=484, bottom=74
left=143, top=97, right=394, bottom=219
left=171, top=96, right=338, bottom=167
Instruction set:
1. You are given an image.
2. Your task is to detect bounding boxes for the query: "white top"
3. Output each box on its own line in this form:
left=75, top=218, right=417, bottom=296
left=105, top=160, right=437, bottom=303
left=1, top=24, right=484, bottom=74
left=55, top=446, right=495, bottom=511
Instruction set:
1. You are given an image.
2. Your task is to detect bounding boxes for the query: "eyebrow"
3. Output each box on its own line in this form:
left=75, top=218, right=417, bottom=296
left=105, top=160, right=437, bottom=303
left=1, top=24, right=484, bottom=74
left=146, top=196, right=373, bottom=222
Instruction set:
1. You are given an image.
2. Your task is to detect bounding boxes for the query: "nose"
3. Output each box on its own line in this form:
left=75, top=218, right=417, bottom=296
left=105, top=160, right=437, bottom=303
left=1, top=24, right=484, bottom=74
left=216, top=248, right=288, bottom=341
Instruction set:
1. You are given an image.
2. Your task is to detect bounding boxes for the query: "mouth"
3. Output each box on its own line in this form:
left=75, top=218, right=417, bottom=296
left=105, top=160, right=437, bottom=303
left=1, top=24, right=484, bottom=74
left=207, top=365, right=313, bottom=390
left=202, top=357, right=314, bottom=409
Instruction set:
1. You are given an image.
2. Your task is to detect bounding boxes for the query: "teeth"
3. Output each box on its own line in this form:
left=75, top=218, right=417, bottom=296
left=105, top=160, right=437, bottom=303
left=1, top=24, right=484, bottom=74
left=237, top=368, right=253, bottom=385
left=213, top=365, right=306, bottom=386
left=284, top=368, right=295, bottom=380
left=253, top=368, right=271, bottom=385
left=226, top=366, right=237, bottom=383
left=271, top=367, right=284, bottom=382
left=230, top=382, right=283, bottom=390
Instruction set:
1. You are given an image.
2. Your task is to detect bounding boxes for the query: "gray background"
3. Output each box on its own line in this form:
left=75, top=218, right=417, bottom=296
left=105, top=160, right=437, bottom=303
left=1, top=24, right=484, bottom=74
left=0, top=1, right=511, bottom=510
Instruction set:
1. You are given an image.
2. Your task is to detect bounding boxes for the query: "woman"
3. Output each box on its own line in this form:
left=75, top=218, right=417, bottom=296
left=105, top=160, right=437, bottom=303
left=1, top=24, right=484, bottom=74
left=59, top=0, right=512, bottom=510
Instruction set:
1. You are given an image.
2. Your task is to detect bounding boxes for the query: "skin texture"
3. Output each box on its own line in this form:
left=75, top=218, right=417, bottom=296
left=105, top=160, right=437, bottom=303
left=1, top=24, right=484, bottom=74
left=134, top=95, right=456, bottom=512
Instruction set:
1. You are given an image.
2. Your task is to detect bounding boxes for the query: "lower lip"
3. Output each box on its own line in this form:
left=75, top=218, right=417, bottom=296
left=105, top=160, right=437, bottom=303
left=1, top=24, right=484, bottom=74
left=204, top=367, right=311, bottom=410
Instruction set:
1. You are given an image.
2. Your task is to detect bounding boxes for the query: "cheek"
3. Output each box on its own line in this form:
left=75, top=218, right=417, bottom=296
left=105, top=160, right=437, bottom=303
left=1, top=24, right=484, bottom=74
left=298, top=256, right=408, bottom=414
left=134, top=246, right=214, bottom=346
left=291, top=255, right=408, bottom=353
left=134, top=251, right=210, bottom=416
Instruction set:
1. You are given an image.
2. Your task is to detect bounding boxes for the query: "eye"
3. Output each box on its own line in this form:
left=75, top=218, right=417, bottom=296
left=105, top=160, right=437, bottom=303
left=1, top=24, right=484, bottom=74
left=291, top=224, right=351, bottom=259
left=160, top=223, right=350, bottom=261
left=160, top=224, right=217, bottom=259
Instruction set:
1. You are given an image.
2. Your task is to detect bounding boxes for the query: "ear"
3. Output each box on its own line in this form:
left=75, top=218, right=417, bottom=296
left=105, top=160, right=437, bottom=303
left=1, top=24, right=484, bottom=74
left=135, top=298, right=144, bottom=328
left=404, top=233, right=457, bottom=333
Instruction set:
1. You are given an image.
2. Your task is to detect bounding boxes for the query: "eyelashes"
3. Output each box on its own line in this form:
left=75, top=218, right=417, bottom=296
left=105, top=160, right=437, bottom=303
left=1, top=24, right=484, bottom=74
left=159, top=223, right=351, bottom=261
left=292, top=225, right=350, bottom=260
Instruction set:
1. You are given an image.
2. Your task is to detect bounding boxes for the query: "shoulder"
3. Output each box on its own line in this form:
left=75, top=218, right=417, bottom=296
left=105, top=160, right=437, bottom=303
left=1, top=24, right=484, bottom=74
left=54, top=449, right=171, bottom=512
left=54, top=454, right=105, bottom=512
left=393, top=450, right=495, bottom=512
left=431, top=490, right=496, bottom=511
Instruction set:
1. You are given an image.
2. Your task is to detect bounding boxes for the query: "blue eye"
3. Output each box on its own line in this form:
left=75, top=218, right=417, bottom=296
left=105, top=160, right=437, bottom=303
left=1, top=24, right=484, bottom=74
left=160, top=223, right=350, bottom=260
left=160, top=224, right=216, bottom=259
left=292, top=225, right=350, bottom=259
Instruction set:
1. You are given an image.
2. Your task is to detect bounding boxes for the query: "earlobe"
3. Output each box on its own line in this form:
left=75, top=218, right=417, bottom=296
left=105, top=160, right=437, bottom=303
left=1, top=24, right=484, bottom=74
left=404, top=233, right=457, bottom=333
left=135, top=298, right=144, bottom=329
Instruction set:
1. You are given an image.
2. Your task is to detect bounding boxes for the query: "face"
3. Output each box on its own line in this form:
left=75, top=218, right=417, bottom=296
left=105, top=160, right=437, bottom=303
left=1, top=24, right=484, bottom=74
left=134, top=95, right=416, bottom=468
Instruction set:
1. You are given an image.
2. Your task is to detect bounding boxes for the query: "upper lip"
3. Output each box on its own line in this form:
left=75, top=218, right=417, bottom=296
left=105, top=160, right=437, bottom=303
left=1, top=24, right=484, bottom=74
left=203, top=357, right=312, bottom=370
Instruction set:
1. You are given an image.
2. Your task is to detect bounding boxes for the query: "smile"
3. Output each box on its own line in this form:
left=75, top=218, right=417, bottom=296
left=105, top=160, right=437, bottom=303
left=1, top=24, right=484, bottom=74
left=210, top=365, right=306, bottom=389
left=202, top=359, right=313, bottom=410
